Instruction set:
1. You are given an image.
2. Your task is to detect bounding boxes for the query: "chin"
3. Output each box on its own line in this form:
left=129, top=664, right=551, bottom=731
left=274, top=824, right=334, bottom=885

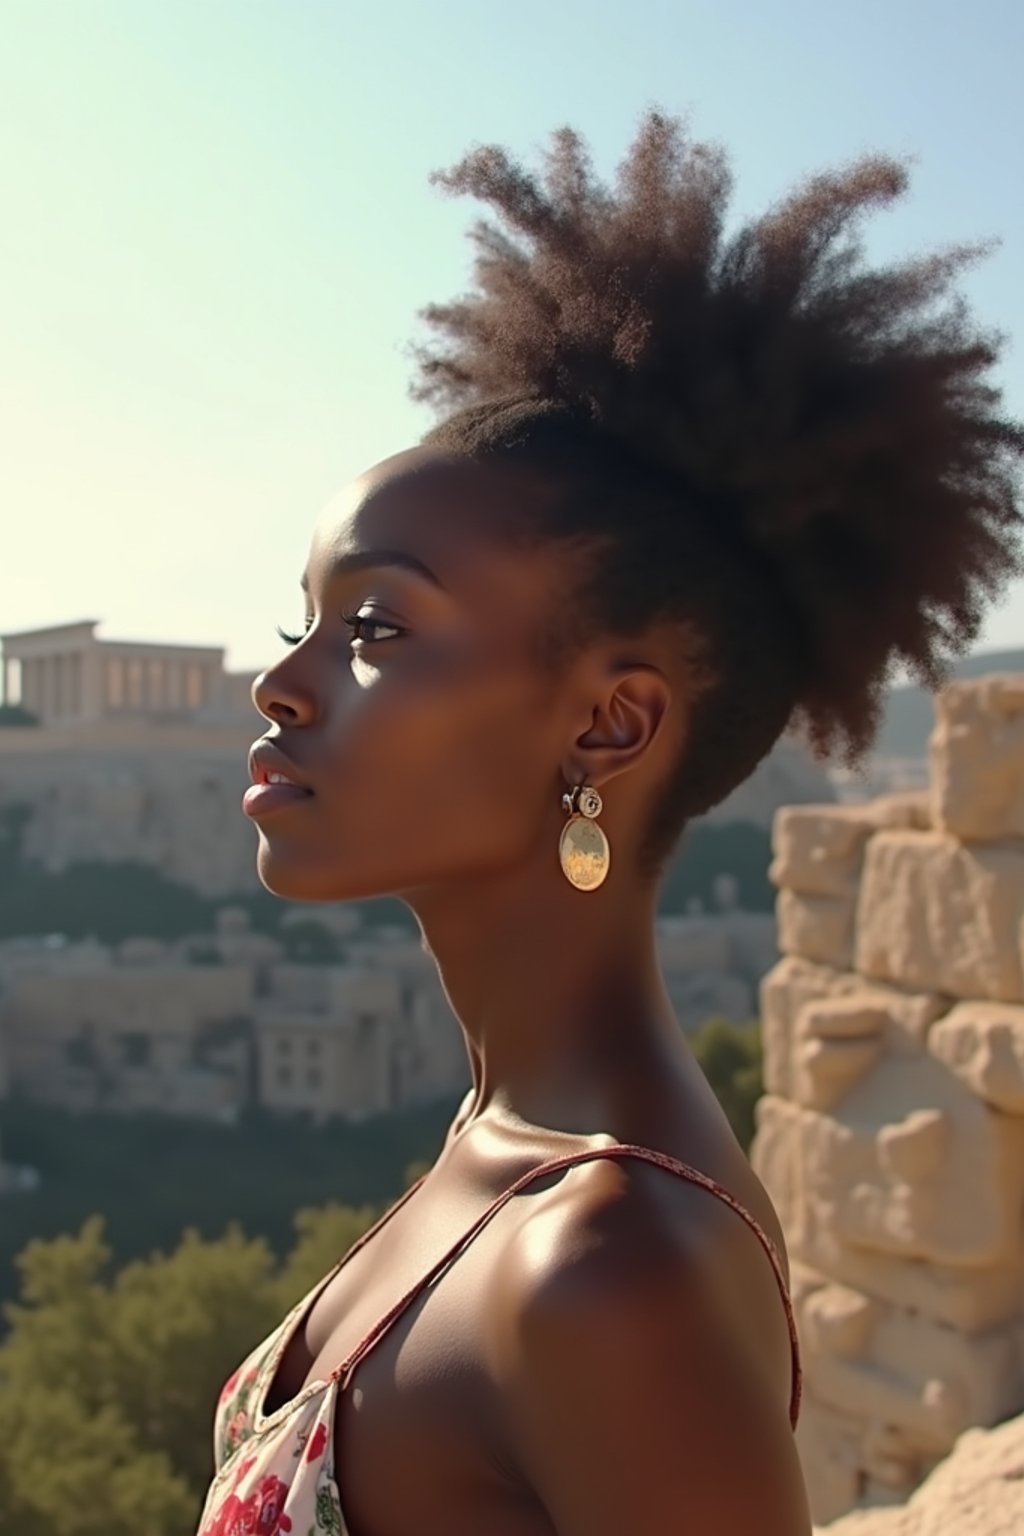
left=254, top=844, right=394, bottom=905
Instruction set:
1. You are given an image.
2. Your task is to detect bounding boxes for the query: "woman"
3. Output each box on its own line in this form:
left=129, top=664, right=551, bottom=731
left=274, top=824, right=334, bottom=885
left=196, top=111, right=1023, bottom=1536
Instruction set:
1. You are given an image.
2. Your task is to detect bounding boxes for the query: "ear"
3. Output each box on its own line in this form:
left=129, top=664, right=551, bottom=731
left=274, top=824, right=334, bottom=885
left=561, top=661, right=673, bottom=792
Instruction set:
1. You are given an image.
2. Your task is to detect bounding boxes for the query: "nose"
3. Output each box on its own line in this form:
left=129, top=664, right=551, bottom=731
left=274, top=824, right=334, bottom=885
left=251, top=660, right=318, bottom=726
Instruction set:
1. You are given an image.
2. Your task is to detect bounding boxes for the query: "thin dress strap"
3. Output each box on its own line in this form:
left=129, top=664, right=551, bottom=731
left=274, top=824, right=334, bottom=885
left=332, top=1144, right=803, bottom=1430
left=332, top=1169, right=429, bottom=1264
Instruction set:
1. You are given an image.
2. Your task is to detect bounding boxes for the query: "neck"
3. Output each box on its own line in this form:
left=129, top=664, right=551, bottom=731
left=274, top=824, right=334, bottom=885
left=403, top=852, right=684, bottom=1137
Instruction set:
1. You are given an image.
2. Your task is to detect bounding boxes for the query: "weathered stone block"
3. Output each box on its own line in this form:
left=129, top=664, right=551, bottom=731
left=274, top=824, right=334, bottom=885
left=778, top=888, right=858, bottom=970
left=855, top=831, right=1024, bottom=1003
left=770, top=804, right=877, bottom=897
left=821, top=1055, right=1024, bottom=1268
left=802, top=1220, right=1024, bottom=1334
left=794, top=993, right=941, bottom=1112
left=810, top=1305, right=1024, bottom=1457
left=803, top=997, right=889, bottom=1042
left=759, top=955, right=861, bottom=1098
left=802, top=1282, right=883, bottom=1360
left=877, top=1107, right=949, bottom=1183
left=795, top=1030, right=883, bottom=1113
left=796, top=1393, right=864, bottom=1526
left=930, top=673, right=1024, bottom=842
left=759, top=1064, right=1024, bottom=1273
left=928, top=1001, right=1024, bottom=1114
left=865, top=790, right=933, bottom=832
left=750, top=1092, right=808, bottom=1249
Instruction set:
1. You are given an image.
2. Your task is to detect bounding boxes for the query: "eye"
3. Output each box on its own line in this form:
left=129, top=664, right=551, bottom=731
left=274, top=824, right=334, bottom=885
left=274, top=621, right=311, bottom=646
left=273, top=612, right=405, bottom=647
left=340, top=609, right=404, bottom=644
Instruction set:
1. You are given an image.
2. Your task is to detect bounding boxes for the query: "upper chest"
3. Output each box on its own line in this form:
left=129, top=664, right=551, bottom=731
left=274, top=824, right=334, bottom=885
left=263, top=1185, right=551, bottom=1536
left=267, top=1186, right=506, bottom=1412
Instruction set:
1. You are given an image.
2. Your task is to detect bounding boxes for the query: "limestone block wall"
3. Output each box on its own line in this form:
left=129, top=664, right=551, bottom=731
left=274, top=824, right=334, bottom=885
left=750, top=674, right=1024, bottom=1525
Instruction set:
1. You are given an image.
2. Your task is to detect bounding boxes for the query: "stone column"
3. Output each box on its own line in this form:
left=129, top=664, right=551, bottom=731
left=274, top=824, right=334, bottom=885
left=42, top=656, right=57, bottom=722
left=146, top=658, right=164, bottom=712
left=69, top=651, right=82, bottom=719
left=21, top=657, right=39, bottom=715
left=79, top=645, right=102, bottom=721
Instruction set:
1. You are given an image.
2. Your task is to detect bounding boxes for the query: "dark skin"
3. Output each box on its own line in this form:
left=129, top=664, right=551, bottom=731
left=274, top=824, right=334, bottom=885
left=250, top=445, right=812, bottom=1535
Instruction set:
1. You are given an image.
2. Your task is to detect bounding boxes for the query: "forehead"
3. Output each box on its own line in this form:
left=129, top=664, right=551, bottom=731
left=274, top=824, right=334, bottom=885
left=307, top=446, right=566, bottom=599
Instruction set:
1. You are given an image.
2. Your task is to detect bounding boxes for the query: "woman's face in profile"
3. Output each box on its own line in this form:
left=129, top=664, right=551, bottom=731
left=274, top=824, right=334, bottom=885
left=249, top=445, right=584, bottom=906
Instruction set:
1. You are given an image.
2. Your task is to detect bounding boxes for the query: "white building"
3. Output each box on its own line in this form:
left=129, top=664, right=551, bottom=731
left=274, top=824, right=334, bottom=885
left=0, top=618, right=258, bottom=728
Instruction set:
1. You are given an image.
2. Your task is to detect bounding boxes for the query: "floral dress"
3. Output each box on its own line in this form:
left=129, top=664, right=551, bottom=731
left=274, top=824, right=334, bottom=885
left=194, top=1144, right=803, bottom=1535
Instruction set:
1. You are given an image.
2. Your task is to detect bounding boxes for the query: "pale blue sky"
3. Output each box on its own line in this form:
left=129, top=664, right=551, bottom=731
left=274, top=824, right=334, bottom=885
left=2, top=0, right=1022, bottom=676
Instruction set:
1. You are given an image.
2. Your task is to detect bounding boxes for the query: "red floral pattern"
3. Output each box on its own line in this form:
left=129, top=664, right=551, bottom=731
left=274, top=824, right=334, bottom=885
left=304, top=1422, right=328, bottom=1463
left=201, top=1474, right=294, bottom=1536
left=196, top=1296, right=348, bottom=1536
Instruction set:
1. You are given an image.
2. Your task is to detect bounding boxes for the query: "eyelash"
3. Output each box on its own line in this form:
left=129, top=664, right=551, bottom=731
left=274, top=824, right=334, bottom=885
left=274, top=611, right=404, bottom=647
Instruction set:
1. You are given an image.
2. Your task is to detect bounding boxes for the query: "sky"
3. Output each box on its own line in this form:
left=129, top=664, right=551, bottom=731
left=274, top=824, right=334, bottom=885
left=2, top=0, right=1023, bottom=680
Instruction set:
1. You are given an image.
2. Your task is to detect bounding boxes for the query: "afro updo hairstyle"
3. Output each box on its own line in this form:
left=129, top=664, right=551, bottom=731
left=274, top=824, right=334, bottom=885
left=407, top=109, right=1024, bottom=876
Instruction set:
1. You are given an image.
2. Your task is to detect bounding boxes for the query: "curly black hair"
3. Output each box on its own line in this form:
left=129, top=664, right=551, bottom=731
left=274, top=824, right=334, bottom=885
left=407, top=109, right=1024, bottom=874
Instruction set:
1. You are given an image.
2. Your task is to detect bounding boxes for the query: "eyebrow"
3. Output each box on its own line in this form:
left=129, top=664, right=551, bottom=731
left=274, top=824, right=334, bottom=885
left=299, top=549, right=444, bottom=593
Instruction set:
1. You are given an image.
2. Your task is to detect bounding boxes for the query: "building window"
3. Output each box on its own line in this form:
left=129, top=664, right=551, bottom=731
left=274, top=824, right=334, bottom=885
left=306, top=1069, right=321, bottom=1090
left=278, top=1067, right=293, bottom=1088
left=306, top=1039, right=322, bottom=1059
left=276, top=1038, right=292, bottom=1055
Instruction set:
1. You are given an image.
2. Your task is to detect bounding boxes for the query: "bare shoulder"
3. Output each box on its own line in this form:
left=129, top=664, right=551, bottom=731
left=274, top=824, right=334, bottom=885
left=496, top=1143, right=792, bottom=1316
left=485, top=1152, right=809, bottom=1536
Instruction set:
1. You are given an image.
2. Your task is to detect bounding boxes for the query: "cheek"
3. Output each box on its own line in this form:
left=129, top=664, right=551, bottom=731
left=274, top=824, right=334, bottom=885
left=324, top=647, right=558, bottom=844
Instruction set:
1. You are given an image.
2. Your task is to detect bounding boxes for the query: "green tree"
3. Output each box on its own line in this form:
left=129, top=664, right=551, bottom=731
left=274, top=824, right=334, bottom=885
left=0, top=704, right=39, bottom=727
left=0, top=1219, right=198, bottom=1535
left=274, top=1199, right=382, bottom=1312
left=0, top=1201, right=384, bottom=1534
left=689, top=1016, right=764, bottom=1152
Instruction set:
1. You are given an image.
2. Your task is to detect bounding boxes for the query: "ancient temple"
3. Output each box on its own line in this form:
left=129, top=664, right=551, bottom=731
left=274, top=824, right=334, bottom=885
left=0, top=618, right=255, bottom=727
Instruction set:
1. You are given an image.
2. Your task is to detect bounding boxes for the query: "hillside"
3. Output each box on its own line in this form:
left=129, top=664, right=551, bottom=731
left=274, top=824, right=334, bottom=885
left=875, top=647, right=1024, bottom=758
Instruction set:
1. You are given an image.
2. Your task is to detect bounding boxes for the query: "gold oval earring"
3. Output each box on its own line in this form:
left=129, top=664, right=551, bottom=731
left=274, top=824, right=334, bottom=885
left=558, top=784, right=610, bottom=891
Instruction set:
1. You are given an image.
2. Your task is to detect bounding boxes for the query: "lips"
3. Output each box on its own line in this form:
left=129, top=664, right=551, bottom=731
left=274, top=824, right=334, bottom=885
left=247, top=739, right=312, bottom=791
left=242, top=778, right=313, bottom=818
left=243, top=739, right=315, bottom=821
